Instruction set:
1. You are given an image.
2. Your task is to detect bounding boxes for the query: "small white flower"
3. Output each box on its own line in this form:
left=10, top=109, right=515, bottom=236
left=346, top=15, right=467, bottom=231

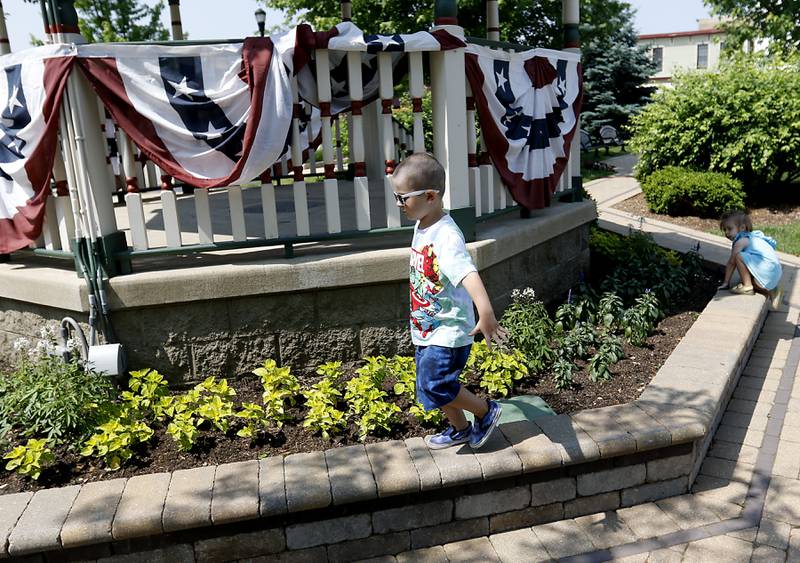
left=39, top=325, right=57, bottom=341
left=12, top=337, right=31, bottom=352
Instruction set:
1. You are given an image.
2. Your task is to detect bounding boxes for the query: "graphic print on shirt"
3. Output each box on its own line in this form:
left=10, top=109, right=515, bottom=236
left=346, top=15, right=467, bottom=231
left=410, top=244, right=444, bottom=338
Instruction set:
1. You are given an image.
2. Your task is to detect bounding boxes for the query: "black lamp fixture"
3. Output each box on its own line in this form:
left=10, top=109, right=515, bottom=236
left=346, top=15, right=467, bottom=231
left=254, top=7, right=266, bottom=37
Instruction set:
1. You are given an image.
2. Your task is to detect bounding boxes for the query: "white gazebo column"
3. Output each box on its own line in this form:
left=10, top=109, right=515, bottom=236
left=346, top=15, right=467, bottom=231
left=168, top=0, right=184, bottom=40
left=430, top=1, right=473, bottom=241
left=563, top=0, right=582, bottom=201
left=486, top=0, right=500, bottom=41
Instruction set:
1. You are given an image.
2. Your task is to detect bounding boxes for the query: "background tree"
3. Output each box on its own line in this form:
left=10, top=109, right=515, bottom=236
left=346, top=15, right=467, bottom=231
left=74, top=0, right=169, bottom=42
left=262, top=0, right=654, bottom=138
left=580, top=2, right=656, bottom=138
left=705, top=0, right=800, bottom=54
left=261, top=0, right=561, bottom=47
left=23, top=0, right=169, bottom=43
left=629, top=53, right=800, bottom=193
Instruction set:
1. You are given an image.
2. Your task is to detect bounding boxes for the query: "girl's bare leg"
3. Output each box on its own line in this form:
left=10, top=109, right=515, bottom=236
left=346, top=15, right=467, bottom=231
left=442, top=387, right=489, bottom=429
left=735, top=253, right=754, bottom=287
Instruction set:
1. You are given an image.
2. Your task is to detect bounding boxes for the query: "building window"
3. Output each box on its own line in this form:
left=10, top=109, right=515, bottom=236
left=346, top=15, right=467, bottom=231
left=652, top=47, right=663, bottom=72
left=697, top=44, right=708, bottom=68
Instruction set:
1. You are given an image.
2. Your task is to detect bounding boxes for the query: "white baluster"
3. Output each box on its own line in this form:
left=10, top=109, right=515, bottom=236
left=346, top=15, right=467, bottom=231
left=160, top=189, right=182, bottom=248
left=126, top=191, right=149, bottom=250
left=409, top=51, right=425, bottom=153
left=466, top=83, right=481, bottom=216
left=194, top=188, right=213, bottom=244
left=228, top=185, right=246, bottom=241
left=347, top=51, right=370, bottom=230
left=306, top=102, right=317, bottom=176
left=42, top=196, right=61, bottom=250
left=316, top=49, right=342, bottom=234
left=378, top=53, right=401, bottom=228
left=479, top=129, right=495, bottom=214
left=260, top=172, right=279, bottom=239
left=291, top=77, right=310, bottom=236
left=334, top=115, right=345, bottom=172
left=54, top=196, right=76, bottom=250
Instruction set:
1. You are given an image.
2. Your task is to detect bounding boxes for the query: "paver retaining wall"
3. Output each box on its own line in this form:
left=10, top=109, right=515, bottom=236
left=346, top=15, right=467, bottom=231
left=0, top=286, right=769, bottom=562
left=0, top=202, right=593, bottom=382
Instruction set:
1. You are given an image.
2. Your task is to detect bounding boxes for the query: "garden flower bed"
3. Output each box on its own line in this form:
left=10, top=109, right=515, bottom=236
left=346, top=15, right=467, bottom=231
left=0, top=229, right=719, bottom=495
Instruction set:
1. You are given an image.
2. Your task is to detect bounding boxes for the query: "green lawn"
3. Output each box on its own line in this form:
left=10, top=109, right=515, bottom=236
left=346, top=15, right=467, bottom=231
left=757, top=223, right=800, bottom=256
left=581, top=146, right=629, bottom=182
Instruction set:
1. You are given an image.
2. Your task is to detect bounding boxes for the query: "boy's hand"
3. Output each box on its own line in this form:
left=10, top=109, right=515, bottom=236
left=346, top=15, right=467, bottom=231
left=469, top=315, right=508, bottom=350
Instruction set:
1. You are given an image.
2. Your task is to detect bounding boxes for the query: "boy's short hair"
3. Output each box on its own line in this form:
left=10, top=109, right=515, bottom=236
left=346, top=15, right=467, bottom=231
left=720, top=209, right=752, bottom=232
left=392, top=153, right=446, bottom=197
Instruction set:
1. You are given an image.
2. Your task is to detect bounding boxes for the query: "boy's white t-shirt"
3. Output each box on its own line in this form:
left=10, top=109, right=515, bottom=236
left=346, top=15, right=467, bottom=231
left=409, top=213, right=477, bottom=347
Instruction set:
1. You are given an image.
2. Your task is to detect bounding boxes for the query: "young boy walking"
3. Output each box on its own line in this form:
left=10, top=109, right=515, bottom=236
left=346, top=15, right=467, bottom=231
left=392, top=153, right=506, bottom=450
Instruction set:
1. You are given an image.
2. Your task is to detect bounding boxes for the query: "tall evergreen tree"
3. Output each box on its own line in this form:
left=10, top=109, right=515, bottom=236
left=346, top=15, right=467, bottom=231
left=580, top=2, right=656, bottom=138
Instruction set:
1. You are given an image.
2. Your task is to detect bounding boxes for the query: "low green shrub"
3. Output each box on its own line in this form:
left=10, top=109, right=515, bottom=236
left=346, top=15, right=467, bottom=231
left=345, top=357, right=401, bottom=440
left=500, top=288, right=555, bottom=374
left=590, top=227, right=702, bottom=307
left=630, top=53, right=800, bottom=192
left=0, top=350, right=115, bottom=447
left=301, top=362, right=347, bottom=440
left=466, top=341, right=529, bottom=397
left=4, top=438, right=55, bottom=480
left=641, top=166, right=745, bottom=217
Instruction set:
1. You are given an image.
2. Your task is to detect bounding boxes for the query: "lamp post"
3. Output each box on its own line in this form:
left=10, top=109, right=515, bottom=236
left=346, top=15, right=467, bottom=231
left=254, top=8, right=266, bottom=37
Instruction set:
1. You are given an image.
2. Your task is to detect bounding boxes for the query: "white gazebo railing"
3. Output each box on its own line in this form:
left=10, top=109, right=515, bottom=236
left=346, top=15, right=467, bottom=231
left=28, top=31, right=580, bottom=273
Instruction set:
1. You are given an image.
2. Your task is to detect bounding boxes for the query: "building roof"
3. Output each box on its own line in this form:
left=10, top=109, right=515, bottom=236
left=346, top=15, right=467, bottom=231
left=638, top=28, right=725, bottom=40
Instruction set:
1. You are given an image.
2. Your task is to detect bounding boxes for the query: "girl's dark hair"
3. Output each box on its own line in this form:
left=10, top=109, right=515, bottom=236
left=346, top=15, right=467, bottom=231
left=719, top=209, right=752, bottom=232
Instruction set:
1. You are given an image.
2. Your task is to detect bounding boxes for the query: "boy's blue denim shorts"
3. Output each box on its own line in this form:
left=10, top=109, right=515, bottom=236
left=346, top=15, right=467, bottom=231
left=415, top=344, right=472, bottom=411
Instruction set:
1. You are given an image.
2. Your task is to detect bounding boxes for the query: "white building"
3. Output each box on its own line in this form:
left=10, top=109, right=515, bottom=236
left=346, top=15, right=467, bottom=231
left=637, top=19, right=726, bottom=86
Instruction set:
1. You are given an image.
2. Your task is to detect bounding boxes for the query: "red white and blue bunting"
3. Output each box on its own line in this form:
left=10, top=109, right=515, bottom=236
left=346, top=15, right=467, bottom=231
left=0, top=25, right=582, bottom=253
left=465, top=44, right=583, bottom=209
left=0, top=44, right=74, bottom=254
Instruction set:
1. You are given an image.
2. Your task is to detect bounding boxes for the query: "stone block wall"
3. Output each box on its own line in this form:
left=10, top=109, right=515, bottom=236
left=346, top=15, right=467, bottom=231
left=22, top=443, right=694, bottom=563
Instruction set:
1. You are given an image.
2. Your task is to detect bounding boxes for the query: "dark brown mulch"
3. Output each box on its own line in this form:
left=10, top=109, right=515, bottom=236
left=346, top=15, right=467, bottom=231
left=0, top=274, right=719, bottom=495
left=614, top=192, right=800, bottom=234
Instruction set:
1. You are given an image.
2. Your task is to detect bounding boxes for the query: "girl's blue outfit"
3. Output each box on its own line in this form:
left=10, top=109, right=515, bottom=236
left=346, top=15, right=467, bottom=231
left=733, top=231, right=782, bottom=291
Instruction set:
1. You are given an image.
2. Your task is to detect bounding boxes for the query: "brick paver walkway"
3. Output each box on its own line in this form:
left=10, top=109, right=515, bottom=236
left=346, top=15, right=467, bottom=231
left=363, top=172, right=800, bottom=562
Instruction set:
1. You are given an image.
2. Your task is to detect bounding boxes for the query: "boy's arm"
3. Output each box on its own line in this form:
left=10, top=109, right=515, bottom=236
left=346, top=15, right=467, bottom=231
left=461, top=271, right=507, bottom=349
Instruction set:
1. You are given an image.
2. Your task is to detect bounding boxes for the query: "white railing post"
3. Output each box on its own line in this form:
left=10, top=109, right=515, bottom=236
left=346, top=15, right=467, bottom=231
left=564, top=0, right=582, bottom=200
left=408, top=51, right=426, bottom=153
left=346, top=51, right=371, bottom=231
left=315, top=49, right=342, bottom=233
left=290, top=76, right=310, bottom=236
left=465, top=83, right=481, bottom=217
left=378, top=52, right=401, bottom=228
left=430, top=21, right=473, bottom=240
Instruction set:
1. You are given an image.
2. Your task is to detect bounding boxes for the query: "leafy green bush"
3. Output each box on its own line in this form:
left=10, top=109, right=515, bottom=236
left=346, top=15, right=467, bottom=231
left=500, top=288, right=556, bottom=374
left=345, top=357, right=401, bottom=440
left=0, top=353, right=115, bottom=447
left=630, top=53, right=800, bottom=191
left=302, top=362, right=347, bottom=440
left=4, top=438, right=55, bottom=480
left=641, top=166, right=745, bottom=217
left=466, top=341, right=529, bottom=397
left=81, top=414, right=154, bottom=470
left=254, top=360, right=299, bottom=428
left=590, top=227, right=701, bottom=307
left=386, top=356, right=443, bottom=426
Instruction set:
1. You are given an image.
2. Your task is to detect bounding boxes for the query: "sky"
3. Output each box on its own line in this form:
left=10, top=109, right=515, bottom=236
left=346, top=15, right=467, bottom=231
left=2, top=0, right=712, bottom=51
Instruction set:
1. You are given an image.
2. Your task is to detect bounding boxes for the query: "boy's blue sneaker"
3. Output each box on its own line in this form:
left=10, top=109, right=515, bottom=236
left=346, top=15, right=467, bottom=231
left=470, top=400, right=502, bottom=449
left=425, top=423, right=473, bottom=450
